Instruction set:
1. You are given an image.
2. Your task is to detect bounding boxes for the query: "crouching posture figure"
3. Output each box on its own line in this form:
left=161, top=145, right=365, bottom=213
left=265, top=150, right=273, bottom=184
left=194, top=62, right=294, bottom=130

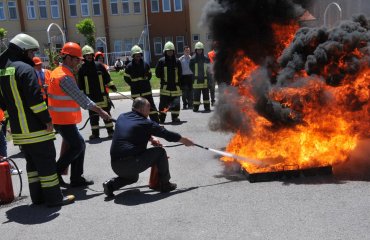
left=103, top=97, right=193, bottom=197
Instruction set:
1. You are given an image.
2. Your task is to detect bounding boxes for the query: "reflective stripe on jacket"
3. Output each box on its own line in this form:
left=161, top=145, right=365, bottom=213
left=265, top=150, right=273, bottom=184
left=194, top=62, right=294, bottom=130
left=48, top=66, right=82, bottom=125
left=0, top=65, right=55, bottom=145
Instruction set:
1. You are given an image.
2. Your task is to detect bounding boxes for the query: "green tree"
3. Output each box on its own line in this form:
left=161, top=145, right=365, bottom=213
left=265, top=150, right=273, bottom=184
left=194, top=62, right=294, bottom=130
left=0, top=28, right=7, bottom=53
left=76, top=18, right=96, bottom=48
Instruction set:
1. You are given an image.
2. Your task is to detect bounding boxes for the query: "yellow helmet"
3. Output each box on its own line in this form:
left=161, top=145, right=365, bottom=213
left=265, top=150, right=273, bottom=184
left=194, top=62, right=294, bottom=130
left=131, top=45, right=143, bottom=56
left=82, top=45, right=94, bottom=56
left=163, top=41, right=175, bottom=53
left=194, top=41, right=204, bottom=50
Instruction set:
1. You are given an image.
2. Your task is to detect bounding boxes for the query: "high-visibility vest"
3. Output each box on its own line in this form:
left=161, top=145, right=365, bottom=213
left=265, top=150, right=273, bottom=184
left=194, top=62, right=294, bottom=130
left=0, top=109, right=4, bottom=121
left=48, top=66, right=82, bottom=125
left=208, top=50, right=216, bottom=63
left=37, top=69, right=51, bottom=100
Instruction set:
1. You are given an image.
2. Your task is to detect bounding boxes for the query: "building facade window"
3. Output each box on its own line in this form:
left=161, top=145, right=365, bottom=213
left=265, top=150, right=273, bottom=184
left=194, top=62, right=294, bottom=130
left=192, top=34, right=200, bottom=42
left=0, top=2, right=5, bottom=20
left=27, top=0, right=36, bottom=19
left=162, top=0, right=171, bottom=12
left=81, top=0, right=89, bottom=16
left=8, top=1, right=17, bottom=20
left=124, top=39, right=133, bottom=52
left=114, top=40, right=122, bottom=52
left=133, top=0, right=141, bottom=14
left=173, top=0, right=182, bottom=12
left=176, top=36, right=184, bottom=54
left=92, top=0, right=101, bottom=16
left=68, top=0, right=77, bottom=17
left=50, top=0, right=60, bottom=19
left=207, top=33, right=212, bottom=41
left=110, top=0, right=118, bottom=15
left=153, top=37, right=162, bottom=55
left=122, top=0, right=129, bottom=14
left=164, top=36, right=173, bottom=43
left=151, top=0, right=159, bottom=13
left=38, top=0, right=47, bottom=19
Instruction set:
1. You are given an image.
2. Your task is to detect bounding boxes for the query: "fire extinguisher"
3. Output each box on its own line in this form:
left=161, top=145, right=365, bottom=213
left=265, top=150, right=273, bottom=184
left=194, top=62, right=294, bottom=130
left=0, top=157, right=22, bottom=204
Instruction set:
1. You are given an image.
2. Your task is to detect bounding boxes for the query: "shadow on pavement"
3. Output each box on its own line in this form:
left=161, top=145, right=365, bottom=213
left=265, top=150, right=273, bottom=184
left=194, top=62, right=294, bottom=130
left=112, top=187, right=198, bottom=206
left=161, top=120, right=188, bottom=126
left=62, top=188, right=103, bottom=201
left=3, top=204, right=60, bottom=225
left=85, top=137, right=113, bottom=144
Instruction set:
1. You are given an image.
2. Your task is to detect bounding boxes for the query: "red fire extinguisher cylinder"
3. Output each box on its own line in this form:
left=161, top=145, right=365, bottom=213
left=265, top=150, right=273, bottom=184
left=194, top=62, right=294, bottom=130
left=0, top=160, right=15, bottom=204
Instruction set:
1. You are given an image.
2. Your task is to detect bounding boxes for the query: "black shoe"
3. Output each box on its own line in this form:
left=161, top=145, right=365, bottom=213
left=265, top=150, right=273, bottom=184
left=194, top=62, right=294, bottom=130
left=107, top=131, right=114, bottom=139
left=89, top=134, right=100, bottom=140
left=211, top=101, right=215, bottom=106
left=160, top=182, right=177, bottom=193
left=172, top=118, right=180, bottom=123
left=102, top=180, right=114, bottom=198
left=204, top=108, right=211, bottom=113
left=70, top=177, right=94, bottom=187
left=47, top=195, right=75, bottom=207
left=193, top=108, right=198, bottom=112
left=58, top=174, right=69, bottom=188
left=182, top=104, right=188, bottom=110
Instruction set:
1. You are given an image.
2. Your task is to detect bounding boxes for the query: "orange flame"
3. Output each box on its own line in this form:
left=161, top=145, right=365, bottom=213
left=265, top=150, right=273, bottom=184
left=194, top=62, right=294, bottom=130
left=223, top=22, right=369, bottom=174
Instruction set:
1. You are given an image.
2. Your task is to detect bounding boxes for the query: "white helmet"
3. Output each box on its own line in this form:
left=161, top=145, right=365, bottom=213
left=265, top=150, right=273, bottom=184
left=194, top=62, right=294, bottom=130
left=10, top=33, right=39, bottom=51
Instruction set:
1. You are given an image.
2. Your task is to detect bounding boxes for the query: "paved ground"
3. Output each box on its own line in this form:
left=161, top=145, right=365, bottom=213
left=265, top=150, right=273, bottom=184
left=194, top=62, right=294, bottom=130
left=1, top=96, right=370, bottom=240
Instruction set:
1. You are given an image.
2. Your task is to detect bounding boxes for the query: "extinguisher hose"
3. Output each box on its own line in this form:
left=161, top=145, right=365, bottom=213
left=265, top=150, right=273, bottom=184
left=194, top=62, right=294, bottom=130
left=4, top=157, right=22, bottom=197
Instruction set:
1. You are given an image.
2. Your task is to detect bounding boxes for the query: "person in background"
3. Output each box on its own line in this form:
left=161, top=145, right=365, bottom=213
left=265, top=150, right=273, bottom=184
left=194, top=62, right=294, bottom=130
left=124, top=56, right=131, bottom=69
left=179, top=46, right=193, bottom=109
left=155, top=41, right=183, bottom=123
left=189, top=42, right=211, bottom=112
left=0, top=33, right=74, bottom=207
left=114, top=58, right=124, bottom=72
left=124, top=45, right=159, bottom=123
left=102, top=97, right=194, bottom=198
left=33, top=57, right=51, bottom=104
left=78, top=45, right=117, bottom=140
left=48, top=42, right=111, bottom=188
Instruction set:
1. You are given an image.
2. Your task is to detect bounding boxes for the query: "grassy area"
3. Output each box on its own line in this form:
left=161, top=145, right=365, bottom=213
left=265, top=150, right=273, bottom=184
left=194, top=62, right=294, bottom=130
left=109, top=68, right=161, bottom=92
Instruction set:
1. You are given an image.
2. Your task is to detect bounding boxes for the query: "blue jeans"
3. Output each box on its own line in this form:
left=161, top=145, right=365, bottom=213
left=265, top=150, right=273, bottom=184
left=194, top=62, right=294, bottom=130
left=54, top=124, right=86, bottom=182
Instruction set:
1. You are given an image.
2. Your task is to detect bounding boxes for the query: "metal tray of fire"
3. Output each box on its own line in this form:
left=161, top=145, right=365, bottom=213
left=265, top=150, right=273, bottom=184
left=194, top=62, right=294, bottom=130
left=242, top=165, right=333, bottom=183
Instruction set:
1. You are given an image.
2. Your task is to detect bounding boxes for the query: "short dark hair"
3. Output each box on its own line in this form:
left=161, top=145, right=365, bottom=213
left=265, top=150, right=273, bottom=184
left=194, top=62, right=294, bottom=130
left=132, top=97, right=149, bottom=110
left=183, top=45, right=190, bottom=50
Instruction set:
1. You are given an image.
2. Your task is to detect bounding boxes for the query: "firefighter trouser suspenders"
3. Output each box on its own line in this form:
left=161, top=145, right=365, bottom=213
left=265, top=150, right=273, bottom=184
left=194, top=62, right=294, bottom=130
left=23, top=140, right=64, bottom=205
left=193, top=88, right=210, bottom=111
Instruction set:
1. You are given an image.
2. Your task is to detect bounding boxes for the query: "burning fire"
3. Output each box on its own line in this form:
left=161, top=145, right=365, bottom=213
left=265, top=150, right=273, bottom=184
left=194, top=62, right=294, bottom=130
left=223, top=21, right=369, bottom=174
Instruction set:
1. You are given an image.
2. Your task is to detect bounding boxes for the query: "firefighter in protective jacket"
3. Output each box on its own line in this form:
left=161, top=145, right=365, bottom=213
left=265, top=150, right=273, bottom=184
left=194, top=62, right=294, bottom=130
left=0, top=33, right=74, bottom=207
left=189, top=42, right=211, bottom=112
left=124, top=45, right=159, bottom=122
left=155, top=41, right=182, bottom=123
left=78, top=45, right=117, bottom=140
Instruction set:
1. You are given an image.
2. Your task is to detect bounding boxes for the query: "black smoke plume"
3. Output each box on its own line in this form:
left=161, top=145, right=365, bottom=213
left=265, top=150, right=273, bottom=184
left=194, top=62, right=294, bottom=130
left=205, top=0, right=369, bottom=136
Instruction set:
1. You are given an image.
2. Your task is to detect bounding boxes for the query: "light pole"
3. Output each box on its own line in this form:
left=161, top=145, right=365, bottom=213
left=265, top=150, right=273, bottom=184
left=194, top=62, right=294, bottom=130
left=47, top=23, right=66, bottom=68
left=323, top=2, right=342, bottom=28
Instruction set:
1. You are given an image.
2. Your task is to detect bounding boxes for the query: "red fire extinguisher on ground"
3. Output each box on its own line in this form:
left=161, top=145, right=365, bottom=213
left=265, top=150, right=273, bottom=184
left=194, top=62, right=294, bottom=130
left=0, top=157, right=15, bottom=204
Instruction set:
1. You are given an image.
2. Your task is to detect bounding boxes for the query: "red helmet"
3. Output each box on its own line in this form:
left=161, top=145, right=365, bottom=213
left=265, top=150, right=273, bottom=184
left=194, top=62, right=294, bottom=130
left=60, top=42, right=83, bottom=59
left=94, top=51, right=104, bottom=59
left=33, top=57, right=42, bottom=65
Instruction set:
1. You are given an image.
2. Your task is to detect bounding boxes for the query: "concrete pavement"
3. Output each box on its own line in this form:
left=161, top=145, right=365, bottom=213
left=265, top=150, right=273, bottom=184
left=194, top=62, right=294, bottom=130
left=1, top=97, right=370, bottom=240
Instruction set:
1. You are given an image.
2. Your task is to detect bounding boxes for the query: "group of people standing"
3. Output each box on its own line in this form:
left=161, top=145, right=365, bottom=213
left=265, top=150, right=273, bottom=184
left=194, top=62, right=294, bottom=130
left=0, top=33, right=196, bottom=206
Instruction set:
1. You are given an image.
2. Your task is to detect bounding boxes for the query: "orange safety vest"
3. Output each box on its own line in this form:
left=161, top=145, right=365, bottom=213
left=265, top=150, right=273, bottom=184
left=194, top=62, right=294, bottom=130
left=37, top=68, right=51, bottom=100
left=208, top=50, right=216, bottom=63
left=48, top=65, right=82, bottom=125
left=0, top=108, right=4, bottom=121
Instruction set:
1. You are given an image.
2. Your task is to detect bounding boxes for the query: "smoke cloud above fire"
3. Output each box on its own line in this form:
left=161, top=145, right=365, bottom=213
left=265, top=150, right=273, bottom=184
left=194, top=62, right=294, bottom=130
left=202, top=0, right=370, bottom=176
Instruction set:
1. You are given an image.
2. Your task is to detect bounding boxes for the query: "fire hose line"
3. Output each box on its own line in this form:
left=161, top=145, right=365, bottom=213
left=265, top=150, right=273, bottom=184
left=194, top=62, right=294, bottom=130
left=0, top=157, right=22, bottom=197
